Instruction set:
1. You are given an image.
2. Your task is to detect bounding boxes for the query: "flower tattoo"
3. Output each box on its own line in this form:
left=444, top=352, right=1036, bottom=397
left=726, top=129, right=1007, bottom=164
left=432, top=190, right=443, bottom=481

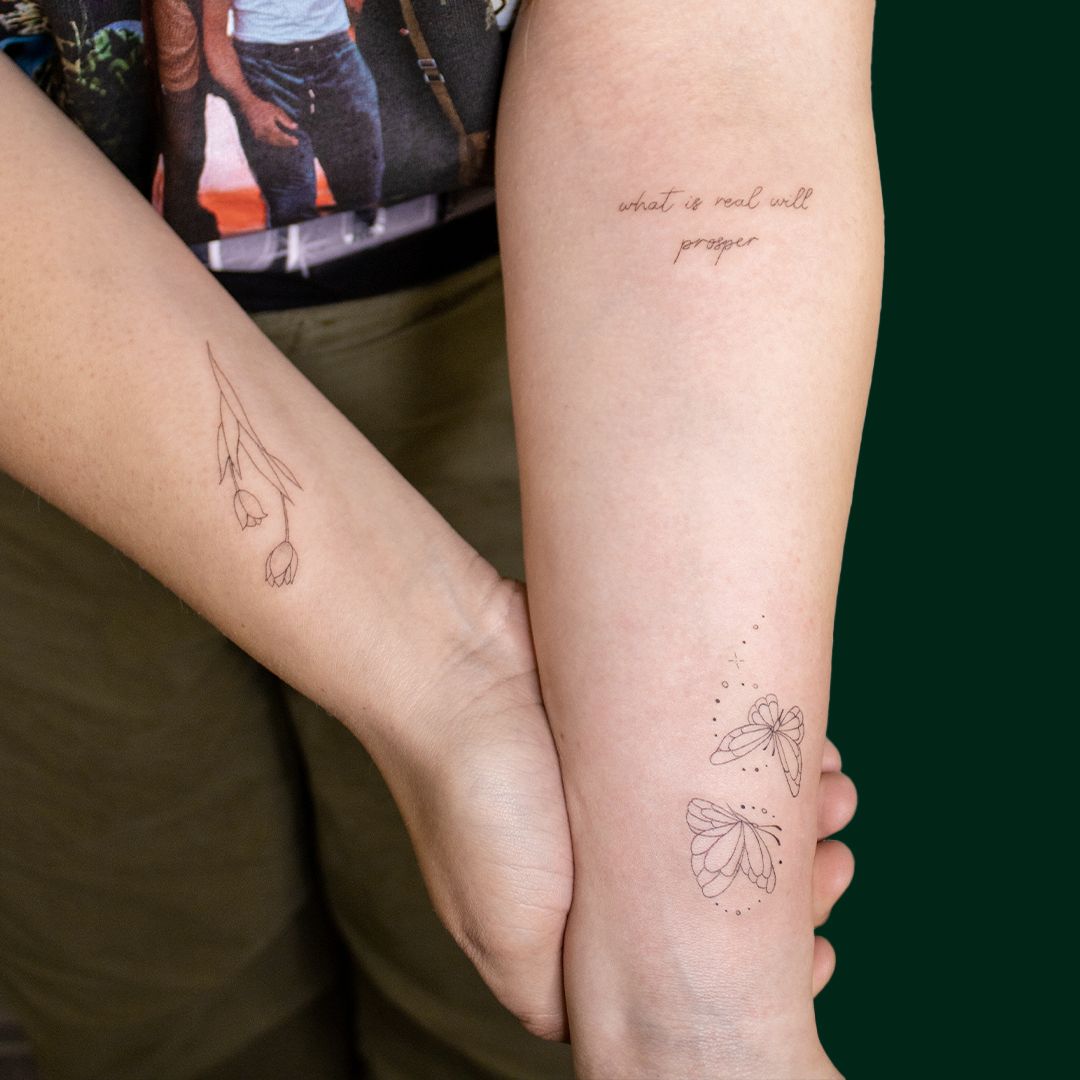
left=209, top=344, right=302, bottom=585
left=233, top=488, right=267, bottom=529
left=265, top=541, right=299, bottom=587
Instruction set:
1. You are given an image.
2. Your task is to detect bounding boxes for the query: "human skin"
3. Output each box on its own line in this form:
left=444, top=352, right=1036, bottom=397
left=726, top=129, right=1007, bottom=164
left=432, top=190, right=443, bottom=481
left=201, top=0, right=299, bottom=147
left=1, top=28, right=857, bottom=1055
left=0, top=53, right=566, bottom=1036
left=497, top=0, right=881, bottom=1073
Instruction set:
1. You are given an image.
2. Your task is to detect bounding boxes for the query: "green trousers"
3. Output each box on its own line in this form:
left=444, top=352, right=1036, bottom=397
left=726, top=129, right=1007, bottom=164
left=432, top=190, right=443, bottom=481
left=0, top=257, right=573, bottom=1080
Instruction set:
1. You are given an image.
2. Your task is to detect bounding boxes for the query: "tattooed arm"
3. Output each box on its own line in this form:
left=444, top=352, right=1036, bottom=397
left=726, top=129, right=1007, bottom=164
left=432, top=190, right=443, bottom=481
left=498, top=1, right=882, bottom=1075
left=0, top=56, right=570, bottom=1037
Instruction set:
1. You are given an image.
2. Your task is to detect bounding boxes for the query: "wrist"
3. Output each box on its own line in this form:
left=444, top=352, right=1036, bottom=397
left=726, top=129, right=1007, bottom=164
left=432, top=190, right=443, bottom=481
left=563, top=866, right=833, bottom=1079
left=333, top=525, right=518, bottom=764
left=570, top=976, right=834, bottom=1080
left=232, top=90, right=262, bottom=118
left=247, top=439, right=511, bottom=759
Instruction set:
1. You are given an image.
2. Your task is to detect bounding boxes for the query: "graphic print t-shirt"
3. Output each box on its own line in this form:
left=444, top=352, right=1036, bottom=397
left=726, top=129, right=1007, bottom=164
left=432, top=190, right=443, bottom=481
left=231, top=1, right=350, bottom=44
left=1, top=1, right=519, bottom=273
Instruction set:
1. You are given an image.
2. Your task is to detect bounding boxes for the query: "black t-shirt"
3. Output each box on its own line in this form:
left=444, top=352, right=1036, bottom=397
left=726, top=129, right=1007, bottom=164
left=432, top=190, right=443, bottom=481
left=1, top=0, right=518, bottom=304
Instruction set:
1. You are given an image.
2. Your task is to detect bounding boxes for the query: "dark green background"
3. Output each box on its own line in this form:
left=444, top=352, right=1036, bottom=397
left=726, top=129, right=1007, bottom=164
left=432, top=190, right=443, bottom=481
left=814, top=4, right=1047, bottom=1075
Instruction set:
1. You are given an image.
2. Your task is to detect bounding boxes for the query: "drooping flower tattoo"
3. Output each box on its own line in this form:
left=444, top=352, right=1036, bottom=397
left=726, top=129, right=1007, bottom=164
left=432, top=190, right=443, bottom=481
left=209, top=344, right=302, bottom=586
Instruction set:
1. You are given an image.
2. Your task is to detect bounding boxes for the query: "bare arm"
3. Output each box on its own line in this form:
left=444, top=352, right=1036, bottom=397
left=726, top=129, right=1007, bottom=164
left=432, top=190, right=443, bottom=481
left=0, top=56, right=570, bottom=1034
left=497, top=1, right=882, bottom=1074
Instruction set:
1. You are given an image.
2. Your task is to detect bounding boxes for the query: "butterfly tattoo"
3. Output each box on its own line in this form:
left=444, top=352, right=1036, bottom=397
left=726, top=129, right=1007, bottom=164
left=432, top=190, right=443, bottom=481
left=711, top=693, right=804, bottom=797
left=686, top=798, right=782, bottom=897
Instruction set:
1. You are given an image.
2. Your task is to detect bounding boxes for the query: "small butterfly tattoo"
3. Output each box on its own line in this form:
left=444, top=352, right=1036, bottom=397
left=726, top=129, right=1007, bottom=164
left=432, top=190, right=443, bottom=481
left=687, top=798, right=782, bottom=897
left=711, top=693, right=804, bottom=797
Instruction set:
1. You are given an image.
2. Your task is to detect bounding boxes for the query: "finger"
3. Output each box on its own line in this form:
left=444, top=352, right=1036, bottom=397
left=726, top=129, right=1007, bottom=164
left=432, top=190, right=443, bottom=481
left=817, top=770, right=857, bottom=839
left=812, top=936, right=836, bottom=997
left=812, top=839, right=855, bottom=927
left=269, top=130, right=300, bottom=148
left=274, top=109, right=299, bottom=131
left=821, top=737, right=842, bottom=772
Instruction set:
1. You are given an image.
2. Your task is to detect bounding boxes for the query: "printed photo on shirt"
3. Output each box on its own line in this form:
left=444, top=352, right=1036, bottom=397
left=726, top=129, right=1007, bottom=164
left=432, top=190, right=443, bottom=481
left=1, top=1, right=521, bottom=245
left=153, top=1, right=384, bottom=242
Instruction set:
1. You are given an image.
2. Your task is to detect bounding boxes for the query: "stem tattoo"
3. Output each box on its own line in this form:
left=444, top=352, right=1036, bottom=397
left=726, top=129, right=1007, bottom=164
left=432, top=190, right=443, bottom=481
left=208, top=343, right=303, bottom=586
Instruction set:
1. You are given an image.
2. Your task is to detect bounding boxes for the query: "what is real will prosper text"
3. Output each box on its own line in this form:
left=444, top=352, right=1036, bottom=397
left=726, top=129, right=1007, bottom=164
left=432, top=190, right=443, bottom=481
left=616, top=185, right=814, bottom=265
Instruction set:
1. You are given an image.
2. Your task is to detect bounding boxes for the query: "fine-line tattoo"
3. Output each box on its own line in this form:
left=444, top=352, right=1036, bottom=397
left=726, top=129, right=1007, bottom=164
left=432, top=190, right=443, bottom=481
left=615, top=184, right=815, bottom=266
left=208, top=344, right=303, bottom=586
left=711, top=693, right=805, bottom=798
left=687, top=798, right=781, bottom=898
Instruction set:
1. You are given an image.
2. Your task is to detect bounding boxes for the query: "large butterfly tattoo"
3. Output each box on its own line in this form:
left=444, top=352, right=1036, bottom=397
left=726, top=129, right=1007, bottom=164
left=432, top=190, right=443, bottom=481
left=686, top=798, right=781, bottom=896
left=711, top=693, right=804, bottom=797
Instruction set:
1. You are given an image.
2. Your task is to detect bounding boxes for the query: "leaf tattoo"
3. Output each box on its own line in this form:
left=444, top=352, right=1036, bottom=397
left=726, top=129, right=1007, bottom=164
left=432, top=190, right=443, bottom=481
left=209, top=344, right=302, bottom=586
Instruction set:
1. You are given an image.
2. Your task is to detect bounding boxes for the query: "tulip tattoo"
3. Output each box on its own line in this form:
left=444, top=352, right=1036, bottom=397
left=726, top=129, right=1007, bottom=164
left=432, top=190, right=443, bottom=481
left=233, top=489, right=267, bottom=529
left=209, top=344, right=302, bottom=585
left=265, top=541, right=299, bottom=587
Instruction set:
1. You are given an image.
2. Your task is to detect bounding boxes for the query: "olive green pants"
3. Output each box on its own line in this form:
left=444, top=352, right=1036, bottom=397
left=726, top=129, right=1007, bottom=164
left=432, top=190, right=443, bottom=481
left=0, top=257, right=573, bottom=1080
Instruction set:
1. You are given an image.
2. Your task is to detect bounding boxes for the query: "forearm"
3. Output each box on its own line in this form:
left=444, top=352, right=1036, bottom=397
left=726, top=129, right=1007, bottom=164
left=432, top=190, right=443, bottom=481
left=200, top=1, right=258, bottom=111
left=498, top=1, right=881, bottom=1073
left=0, top=58, right=501, bottom=766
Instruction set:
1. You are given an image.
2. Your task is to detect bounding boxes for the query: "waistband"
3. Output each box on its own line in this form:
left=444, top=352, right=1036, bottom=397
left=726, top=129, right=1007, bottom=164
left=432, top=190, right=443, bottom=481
left=232, top=30, right=353, bottom=62
left=209, top=199, right=500, bottom=314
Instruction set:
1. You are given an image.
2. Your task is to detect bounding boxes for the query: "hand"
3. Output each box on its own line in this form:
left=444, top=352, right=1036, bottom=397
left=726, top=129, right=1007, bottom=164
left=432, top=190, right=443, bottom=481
left=241, top=97, right=299, bottom=147
left=369, top=578, right=573, bottom=1040
left=368, top=579, right=857, bottom=1043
